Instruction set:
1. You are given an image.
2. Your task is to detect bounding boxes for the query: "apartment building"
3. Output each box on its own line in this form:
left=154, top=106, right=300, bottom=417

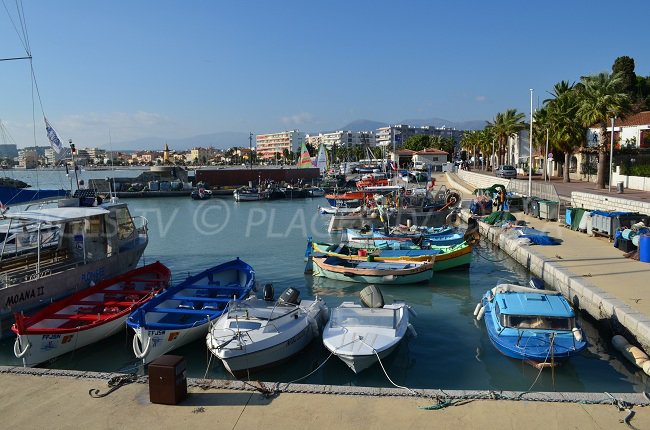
left=376, top=124, right=463, bottom=147
left=256, top=130, right=305, bottom=160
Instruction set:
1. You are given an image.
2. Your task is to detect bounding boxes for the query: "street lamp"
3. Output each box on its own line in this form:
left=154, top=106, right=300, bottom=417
left=528, top=89, right=533, bottom=197
left=608, top=114, right=616, bottom=192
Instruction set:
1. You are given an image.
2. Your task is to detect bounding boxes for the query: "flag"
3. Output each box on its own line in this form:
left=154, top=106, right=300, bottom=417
left=44, top=117, right=63, bottom=154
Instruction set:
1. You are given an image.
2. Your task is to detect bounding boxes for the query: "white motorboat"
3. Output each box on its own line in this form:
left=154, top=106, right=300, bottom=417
left=322, top=285, right=414, bottom=373
left=206, top=285, right=329, bottom=376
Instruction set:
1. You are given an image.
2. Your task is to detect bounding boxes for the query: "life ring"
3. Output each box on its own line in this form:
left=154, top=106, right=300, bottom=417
left=13, top=336, right=30, bottom=359
left=132, top=333, right=151, bottom=359
left=445, top=211, right=461, bottom=227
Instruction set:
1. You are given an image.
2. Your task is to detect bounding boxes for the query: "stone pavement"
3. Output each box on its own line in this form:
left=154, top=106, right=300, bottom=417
left=1, top=370, right=649, bottom=430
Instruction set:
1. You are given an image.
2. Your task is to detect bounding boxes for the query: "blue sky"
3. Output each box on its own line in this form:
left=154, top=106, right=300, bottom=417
left=2, top=0, right=648, bottom=150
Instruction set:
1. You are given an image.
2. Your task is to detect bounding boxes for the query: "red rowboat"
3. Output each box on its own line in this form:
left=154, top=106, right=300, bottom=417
left=12, top=261, right=171, bottom=367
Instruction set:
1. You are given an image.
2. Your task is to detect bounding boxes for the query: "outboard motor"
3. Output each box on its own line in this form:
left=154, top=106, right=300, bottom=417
left=463, top=217, right=481, bottom=246
left=360, top=285, right=384, bottom=308
left=263, top=283, right=275, bottom=301
left=529, top=277, right=545, bottom=290
left=278, top=287, right=300, bottom=305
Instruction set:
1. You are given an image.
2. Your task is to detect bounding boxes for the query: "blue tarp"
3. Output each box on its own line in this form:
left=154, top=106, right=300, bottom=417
left=0, top=186, right=68, bottom=206
left=590, top=210, right=633, bottom=217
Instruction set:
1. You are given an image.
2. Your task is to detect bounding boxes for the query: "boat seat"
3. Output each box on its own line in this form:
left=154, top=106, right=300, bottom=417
left=45, top=313, right=112, bottom=321
left=103, top=289, right=154, bottom=296
left=171, top=295, right=234, bottom=303
left=149, top=307, right=223, bottom=315
left=77, top=300, right=135, bottom=307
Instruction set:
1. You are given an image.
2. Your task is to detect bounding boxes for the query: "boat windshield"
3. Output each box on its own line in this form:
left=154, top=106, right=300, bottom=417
left=501, top=314, right=575, bottom=331
left=330, top=307, right=397, bottom=329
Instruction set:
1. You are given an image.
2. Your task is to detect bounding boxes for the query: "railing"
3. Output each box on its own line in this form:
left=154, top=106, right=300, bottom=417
left=507, top=179, right=561, bottom=202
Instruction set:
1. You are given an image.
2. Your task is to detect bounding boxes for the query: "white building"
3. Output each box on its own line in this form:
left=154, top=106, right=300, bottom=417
left=376, top=124, right=463, bottom=148
left=256, top=130, right=305, bottom=160
left=317, top=130, right=376, bottom=149
left=587, top=111, right=650, bottom=150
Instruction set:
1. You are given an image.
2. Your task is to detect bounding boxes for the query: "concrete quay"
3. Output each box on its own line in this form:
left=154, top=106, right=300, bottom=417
left=1, top=367, right=649, bottom=430
left=445, top=171, right=650, bottom=356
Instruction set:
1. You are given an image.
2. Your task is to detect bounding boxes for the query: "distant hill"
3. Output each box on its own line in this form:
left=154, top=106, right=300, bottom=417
left=399, top=117, right=486, bottom=130
left=340, top=119, right=389, bottom=132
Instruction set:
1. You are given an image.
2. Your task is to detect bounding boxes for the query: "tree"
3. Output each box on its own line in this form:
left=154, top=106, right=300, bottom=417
left=543, top=87, right=585, bottom=182
left=486, top=109, right=527, bottom=166
left=403, top=135, right=430, bottom=151
left=576, top=72, right=631, bottom=188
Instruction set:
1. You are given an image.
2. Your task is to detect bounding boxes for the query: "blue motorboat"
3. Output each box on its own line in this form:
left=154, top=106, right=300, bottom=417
left=475, top=284, right=587, bottom=368
left=127, top=258, right=255, bottom=364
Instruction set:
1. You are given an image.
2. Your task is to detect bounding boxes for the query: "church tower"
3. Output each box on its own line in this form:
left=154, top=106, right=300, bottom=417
left=163, top=143, right=170, bottom=164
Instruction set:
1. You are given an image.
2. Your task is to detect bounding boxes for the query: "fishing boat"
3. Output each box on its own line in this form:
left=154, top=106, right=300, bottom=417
left=0, top=195, right=149, bottom=336
left=306, top=187, right=325, bottom=197
left=11, top=262, right=171, bottom=367
left=190, top=188, right=212, bottom=200
left=309, top=240, right=473, bottom=272
left=474, top=283, right=587, bottom=368
left=127, top=258, right=255, bottom=364
left=345, top=227, right=465, bottom=248
left=0, top=223, right=60, bottom=257
left=206, top=284, right=328, bottom=376
left=318, top=205, right=362, bottom=215
left=233, top=186, right=265, bottom=201
left=311, top=255, right=433, bottom=284
left=323, top=285, right=414, bottom=373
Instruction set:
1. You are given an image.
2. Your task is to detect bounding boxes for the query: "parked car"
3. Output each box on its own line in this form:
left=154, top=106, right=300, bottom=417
left=495, top=165, right=517, bottom=179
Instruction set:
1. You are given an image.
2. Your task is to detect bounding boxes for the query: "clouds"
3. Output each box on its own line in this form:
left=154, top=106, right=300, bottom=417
left=280, top=112, right=314, bottom=128
left=475, top=95, right=488, bottom=103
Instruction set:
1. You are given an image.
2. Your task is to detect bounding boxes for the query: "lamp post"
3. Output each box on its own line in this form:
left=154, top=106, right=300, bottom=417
left=609, top=115, right=616, bottom=192
left=544, top=128, right=549, bottom=182
left=528, top=89, right=533, bottom=197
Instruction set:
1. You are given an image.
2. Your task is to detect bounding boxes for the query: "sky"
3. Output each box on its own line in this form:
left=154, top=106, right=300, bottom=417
left=1, top=0, right=649, bottom=150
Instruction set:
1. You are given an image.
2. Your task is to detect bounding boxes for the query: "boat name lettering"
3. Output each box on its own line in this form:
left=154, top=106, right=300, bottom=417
left=41, top=334, right=61, bottom=340
left=81, top=267, right=106, bottom=283
left=4, top=286, right=45, bottom=307
left=148, top=330, right=166, bottom=336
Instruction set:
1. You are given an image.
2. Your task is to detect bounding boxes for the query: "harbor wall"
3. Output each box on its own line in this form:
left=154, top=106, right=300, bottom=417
left=458, top=211, right=650, bottom=354
left=456, top=170, right=511, bottom=190
left=195, top=167, right=320, bottom=187
left=571, top=191, right=650, bottom=214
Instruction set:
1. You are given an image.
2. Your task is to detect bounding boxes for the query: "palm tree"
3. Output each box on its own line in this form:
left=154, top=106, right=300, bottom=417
left=486, top=109, right=527, bottom=167
left=545, top=90, right=585, bottom=182
left=576, top=72, right=630, bottom=188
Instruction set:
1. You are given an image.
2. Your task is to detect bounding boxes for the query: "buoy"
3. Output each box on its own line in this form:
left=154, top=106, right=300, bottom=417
left=643, top=360, right=650, bottom=375
left=612, top=335, right=628, bottom=350
left=476, top=306, right=485, bottom=320
left=473, top=302, right=482, bottom=316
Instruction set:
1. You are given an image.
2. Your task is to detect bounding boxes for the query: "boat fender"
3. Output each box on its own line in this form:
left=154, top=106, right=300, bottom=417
left=13, top=337, right=30, bottom=359
left=476, top=306, right=485, bottom=321
left=133, top=334, right=151, bottom=360
left=381, top=274, right=396, bottom=282
left=612, top=335, right=650, bottom=370
left=473, top=302, right=482, bottom=316
left=263, top=283, right=275, bottom=301
left=407, top=306, right=418, bottom=318
left=643, top=360, right=650, bottom=376
left=572, top=328, right=583, bottom=342
left=407, top=323, right=418, bottom=338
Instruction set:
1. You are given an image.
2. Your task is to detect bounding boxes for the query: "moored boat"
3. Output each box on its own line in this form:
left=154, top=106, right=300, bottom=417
left=191, top=188, right=213, bottom=200
left=233, top=186, right=265, bottom=201
left=206, top=284, right=328, bottom=376
left=475, top=283, right=587, bottom=368
left=311, top=255, right=433, bottom=284
left=323, top=285, right=414, bottom=373
left=12, top=261, right=171, bottom=367
left=0, top=195, right=149, bottom=335
left=127, top=258, right=255, bottom=364
left=310, top=240, right=472, bottom=272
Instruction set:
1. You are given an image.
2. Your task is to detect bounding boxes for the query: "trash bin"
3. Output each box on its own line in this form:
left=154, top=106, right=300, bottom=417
left=148, top=355, right=187, bottom=405
left=616, top=181, right=624, bottom=193
left=538, top=200, right=559, bottom=221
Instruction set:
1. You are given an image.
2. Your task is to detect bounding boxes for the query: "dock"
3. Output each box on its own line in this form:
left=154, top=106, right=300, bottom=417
left=445, top=171, right=650, bottom=356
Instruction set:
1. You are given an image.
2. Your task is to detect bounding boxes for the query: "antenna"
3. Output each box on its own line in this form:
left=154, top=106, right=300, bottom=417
left=108, top=129, right=117, bottom=202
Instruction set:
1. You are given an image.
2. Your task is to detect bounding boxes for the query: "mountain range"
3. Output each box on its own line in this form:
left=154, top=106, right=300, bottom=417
left=113, top=117, right=486, bottom=151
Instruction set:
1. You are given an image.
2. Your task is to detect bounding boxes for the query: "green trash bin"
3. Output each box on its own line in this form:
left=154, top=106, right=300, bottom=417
left=539, top=200, right=559, bottom=221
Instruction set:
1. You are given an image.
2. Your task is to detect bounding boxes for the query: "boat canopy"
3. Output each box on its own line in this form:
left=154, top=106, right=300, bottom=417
left=3, top=207, right=110, bottom=224
left=496, top=292, right=574, bottom=318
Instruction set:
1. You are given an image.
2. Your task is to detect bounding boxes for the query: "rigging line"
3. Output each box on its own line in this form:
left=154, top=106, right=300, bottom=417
left=16, top=0, right=31, bottom=54
left=1, top=0, right=28, bottom=54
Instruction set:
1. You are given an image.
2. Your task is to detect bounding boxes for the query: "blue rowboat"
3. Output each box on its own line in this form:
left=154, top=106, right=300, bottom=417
left=127, top=258, right=255, bottom=364
left=475, top=284, right=587, bottom=368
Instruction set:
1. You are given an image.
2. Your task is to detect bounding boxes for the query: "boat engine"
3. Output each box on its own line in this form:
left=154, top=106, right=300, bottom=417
left=263, top=283, right=275, bottom=301
left=360, top=285, right=384, bottom=308
left=278, top=287, right=301, bottom=305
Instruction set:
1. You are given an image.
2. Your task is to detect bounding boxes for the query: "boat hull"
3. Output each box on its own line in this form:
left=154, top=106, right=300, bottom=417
left=312, top=257, right=433, bottom=285
left=15, top=317, right=126, bottom=367
left=132, top=324, right=208, bottom=365
left=332, top=341, right=401, bottom=374
left=0, top=241, right=147, bottom=335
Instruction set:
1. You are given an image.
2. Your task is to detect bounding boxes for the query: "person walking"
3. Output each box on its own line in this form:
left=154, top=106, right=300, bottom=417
left=496, top=188, right=506, bottom=212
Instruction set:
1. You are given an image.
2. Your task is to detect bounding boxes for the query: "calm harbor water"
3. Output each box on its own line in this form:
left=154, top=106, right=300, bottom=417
left=1, top=168, right=649, bottom=392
